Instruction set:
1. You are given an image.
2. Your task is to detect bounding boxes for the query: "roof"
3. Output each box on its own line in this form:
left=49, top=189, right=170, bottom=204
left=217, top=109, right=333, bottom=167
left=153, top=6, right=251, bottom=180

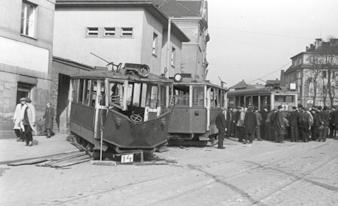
left=55, top=0, right=190, bottom=42
left=153, top=0, right=202, bottom=17
left=230, top=80, right=256, bottom=90
left=173, top=80, right=227, bottom=91
left=53, top=56, right=94, bottom=71
left=71, top=68, right=173, bottom=83
left=228, top=87, right=272, bottom=97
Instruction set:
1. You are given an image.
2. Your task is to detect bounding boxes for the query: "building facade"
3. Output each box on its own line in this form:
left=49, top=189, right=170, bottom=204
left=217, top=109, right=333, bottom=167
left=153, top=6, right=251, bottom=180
left=53, top=0, right=189, bottom=78
left=282, top=38, right=338, bottom=107
left=0, top=0, right=55, bottom=137
left=155, top=0, right=209, bottom=80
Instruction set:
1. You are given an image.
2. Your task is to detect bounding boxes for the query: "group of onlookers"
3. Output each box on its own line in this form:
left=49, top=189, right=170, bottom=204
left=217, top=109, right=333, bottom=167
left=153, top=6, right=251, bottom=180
left=221, top=104, right=338, bottom=145
left=13, top=97, right=54, bottom=146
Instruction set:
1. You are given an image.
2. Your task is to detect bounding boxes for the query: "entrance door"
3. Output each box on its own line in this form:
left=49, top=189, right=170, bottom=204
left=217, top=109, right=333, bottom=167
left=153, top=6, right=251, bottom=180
left=56, top=74, right=70, bottom=133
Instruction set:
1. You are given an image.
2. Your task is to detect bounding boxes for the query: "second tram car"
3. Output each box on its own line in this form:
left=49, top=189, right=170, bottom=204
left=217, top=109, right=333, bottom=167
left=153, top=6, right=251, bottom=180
left=68, top=64, right=173, bottom=157
left=227, top=87, right=298, bottom=111
left=168, top=78, right=228, bottom=144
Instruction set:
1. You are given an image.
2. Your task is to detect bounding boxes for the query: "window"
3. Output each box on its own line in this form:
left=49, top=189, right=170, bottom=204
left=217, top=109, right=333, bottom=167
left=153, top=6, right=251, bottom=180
left=21, top=1, right=37, bottom=37
left=104, top=27, right=116, bottom=37
left=152, top=33, right=158, bottom=56
left=121, top=27, right=133, bottom=38
left=132, top=83, right=141, bottom=107
left=160, top=86, right=167, bottom=108
left=192, top=86, right=204, bottom=106
left=87, top=27, right=99, bottom=37
left=322, top=71, right=327, bottom=78
left=149, top=85, right=159, bottom=108
left=174, top=85, right=189, bottom=106
left=109, top=82, right=124, bottom=107
left=171, top=47, right=176, bottom=67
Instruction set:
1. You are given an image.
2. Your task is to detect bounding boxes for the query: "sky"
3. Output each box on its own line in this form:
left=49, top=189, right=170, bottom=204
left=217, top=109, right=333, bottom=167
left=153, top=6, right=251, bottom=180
left=206, top=0, right=338, bottom=87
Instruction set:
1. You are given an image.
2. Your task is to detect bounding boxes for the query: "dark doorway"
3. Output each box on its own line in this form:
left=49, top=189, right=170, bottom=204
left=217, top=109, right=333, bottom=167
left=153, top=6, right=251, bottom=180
left=16, top=82, right=34, bottom=104
left=56, top=74, right=70, bottom=131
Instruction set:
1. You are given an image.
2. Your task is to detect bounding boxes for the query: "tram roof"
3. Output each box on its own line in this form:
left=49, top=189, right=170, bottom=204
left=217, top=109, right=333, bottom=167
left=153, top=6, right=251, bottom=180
left=227, top=87, right=298, bottom=96
left=174, top=80, right=227, bottom=90
left=71, top=69, right=173, bottom=83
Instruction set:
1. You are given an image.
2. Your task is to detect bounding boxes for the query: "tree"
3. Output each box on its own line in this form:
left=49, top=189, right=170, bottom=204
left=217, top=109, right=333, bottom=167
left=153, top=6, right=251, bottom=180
left=307, top=54, right=324, bottom=106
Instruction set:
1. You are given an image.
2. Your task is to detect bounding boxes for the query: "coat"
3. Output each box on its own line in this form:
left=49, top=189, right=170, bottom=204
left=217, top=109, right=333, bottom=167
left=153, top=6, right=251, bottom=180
left=244, top=111, right=257, bottom=134
left=288, top=111, right=300, bottom=127
left=215, top=111, right=227, bottom=132
left=43, top=107, right=55, bottom=129
left=255, top=111, right=262, bottom=126
left=13, top=103, right=36, bottom=133
left=273, top=111, right=288, bottom=134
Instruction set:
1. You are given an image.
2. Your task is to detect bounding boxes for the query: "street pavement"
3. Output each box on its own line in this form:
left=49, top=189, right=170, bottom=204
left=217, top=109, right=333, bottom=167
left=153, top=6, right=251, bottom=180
left=0, top=134, right=78, bottom=164
left=0, top=138, right=338, bottom=206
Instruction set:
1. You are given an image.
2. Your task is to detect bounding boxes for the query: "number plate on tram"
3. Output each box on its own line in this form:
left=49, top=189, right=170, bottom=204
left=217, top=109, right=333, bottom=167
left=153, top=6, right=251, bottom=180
left=121, top=154, right=134, bottom=163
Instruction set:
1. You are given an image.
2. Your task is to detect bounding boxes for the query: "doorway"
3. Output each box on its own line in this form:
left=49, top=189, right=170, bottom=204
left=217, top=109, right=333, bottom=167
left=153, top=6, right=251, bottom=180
left=56, top=74, right=70, bottom=133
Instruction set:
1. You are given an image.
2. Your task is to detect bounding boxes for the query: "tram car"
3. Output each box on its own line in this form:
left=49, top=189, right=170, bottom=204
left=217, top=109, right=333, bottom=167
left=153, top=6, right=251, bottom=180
left=227, top=87, right=298, bottom=111
left=168, top=74, right=228, bottom=145
left=68, top=63, right=173, bottom=157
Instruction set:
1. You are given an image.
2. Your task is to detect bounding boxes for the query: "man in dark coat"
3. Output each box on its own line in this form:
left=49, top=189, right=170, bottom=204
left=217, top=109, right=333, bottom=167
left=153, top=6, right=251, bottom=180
left=299, top=107, right=311, bottom=142
left=244, top=106, right=257, bottom=144
left=260, top=107, right=268, bottom=140
left=273, top=105, right=288, bottom=143
left=331, top=107, right=338, bottom=138
left=319, top=106, right=329, bottom=142
left=311, top=108, right=321, bottom=141
left=226, top=108, right=233, bottom=137
left=215, top=109, right=227, bottom=149
left=329, top=107, right=336, bottom=138
left=43, top=102, right=55, bottom=138
left=289, top=106, right=300, bottom=142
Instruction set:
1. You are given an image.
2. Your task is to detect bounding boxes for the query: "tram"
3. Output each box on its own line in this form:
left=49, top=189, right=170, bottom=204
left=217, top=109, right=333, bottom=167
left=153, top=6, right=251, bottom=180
left=68, top=63, right=173, bottom=157
left=227, top=87, right=298, bottom=111
left=168, top=75, right=228, bottom=145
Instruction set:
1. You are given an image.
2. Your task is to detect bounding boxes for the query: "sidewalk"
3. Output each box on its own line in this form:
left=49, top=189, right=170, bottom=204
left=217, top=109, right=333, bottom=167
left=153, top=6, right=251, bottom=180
left=0, top=134, right=79, bottom=164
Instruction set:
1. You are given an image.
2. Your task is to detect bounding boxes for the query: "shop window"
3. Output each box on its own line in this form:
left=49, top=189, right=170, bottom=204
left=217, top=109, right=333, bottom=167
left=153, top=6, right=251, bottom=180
left=21, top=0, right=37, bottom=38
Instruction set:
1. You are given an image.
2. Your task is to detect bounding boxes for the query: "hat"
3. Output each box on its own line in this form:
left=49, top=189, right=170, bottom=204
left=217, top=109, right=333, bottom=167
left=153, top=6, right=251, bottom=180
left=20, top=97, right=28, bottom=102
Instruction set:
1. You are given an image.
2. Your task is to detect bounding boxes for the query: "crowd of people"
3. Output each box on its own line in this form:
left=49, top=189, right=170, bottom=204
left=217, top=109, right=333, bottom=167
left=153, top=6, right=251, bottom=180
left=216, top=104, right=338, bottom=148
left=13, top=97, right=54, bottom=146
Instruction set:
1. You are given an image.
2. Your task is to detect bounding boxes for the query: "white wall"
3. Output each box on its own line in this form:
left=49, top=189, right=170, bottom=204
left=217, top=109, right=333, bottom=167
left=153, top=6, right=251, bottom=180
left=53, top=8, right=144, bottom=67
left=0, top=36, right=49, bottom=73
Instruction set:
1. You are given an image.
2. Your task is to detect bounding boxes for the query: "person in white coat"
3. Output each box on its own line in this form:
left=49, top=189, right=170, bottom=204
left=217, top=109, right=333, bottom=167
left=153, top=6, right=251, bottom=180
left=13, top=98, right=26, bottom=141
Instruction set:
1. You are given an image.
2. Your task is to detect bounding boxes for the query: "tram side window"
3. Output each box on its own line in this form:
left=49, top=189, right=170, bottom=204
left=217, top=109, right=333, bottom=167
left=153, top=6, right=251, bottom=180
left=160, top=86, right=167, bottom=108
left=126, top=83, right=133, bottom=106
left=193, top=86, right=204, bottom=106
left=149, top=85, right=158, bottom=108
left=72, top=80, right=78, bottom=103
left=78, top=79, right=84, bottom=103
left=109, top=82, right=124, bottom=107
left=90, top=80, right=97, bottom=107
left=140, top=83, right=147, bottom=107
left=83, top=79, right=90, bottom=105
left=210, top=89, right=215, bottom=107
left=174, top=85, right=189, bottom=106
left=132, top=83, right=141, bottom=107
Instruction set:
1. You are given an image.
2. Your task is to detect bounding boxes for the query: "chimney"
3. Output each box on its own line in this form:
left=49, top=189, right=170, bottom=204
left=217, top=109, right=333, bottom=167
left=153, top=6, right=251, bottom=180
left=280, top=70, right=285, bottom=87
left=315, top=38, right=322, bottom=49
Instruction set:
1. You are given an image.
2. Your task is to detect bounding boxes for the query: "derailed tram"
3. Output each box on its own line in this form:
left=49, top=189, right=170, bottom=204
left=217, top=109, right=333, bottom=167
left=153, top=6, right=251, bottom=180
left=68, top=64, right=173, bottom=158
left=168, top=76, right=228, bottom=146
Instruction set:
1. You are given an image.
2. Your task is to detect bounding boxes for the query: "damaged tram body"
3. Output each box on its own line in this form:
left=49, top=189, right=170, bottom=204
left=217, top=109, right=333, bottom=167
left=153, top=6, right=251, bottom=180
left=69, top=65, right=172, bottom=155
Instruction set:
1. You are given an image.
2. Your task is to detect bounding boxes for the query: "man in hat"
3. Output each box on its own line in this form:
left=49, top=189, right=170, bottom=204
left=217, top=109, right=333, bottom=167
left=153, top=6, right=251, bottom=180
left=215, top=109, right=227, bottom=149
left=288, top=106, right=300, bottom=142
left=299, top=107, right=312, bottom=142
left=273, top=105, right=288, bottom=143
left=244, top=106, right=257, bottom=144
left=22, top=98, right=36, bottom=146
left=43, top=102, right=55, bottom=138
left=319, top=106, right=330, bottom=142
left=13, top=97, right=27, bottom=141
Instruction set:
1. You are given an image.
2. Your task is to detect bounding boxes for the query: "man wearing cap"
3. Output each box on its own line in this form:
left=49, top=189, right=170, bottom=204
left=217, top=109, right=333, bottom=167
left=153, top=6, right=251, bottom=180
left=22, top=98, right=36, bottom=146
left=244, top=106, right=257, bottom=144
left=273, top=105, right=288, bottom=143
left=215, top=109, right=227, bottom=149
left=288, top=106, right=300, bottom=142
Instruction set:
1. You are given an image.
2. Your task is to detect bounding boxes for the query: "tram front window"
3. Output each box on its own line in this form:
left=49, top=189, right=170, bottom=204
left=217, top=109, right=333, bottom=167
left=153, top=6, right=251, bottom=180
left=174, top=85, right=189, bottom=106
left=193, top=86, right=204, bottom=106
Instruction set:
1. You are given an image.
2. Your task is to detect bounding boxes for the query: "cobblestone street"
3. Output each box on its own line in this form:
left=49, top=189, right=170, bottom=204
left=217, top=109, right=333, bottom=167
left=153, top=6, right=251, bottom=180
left=1, top=139, right=338, bottom=206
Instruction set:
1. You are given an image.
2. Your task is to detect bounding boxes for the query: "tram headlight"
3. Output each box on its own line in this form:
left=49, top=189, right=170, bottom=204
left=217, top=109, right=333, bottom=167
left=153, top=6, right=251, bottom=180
left=174, top=73, right=182, bottom=82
